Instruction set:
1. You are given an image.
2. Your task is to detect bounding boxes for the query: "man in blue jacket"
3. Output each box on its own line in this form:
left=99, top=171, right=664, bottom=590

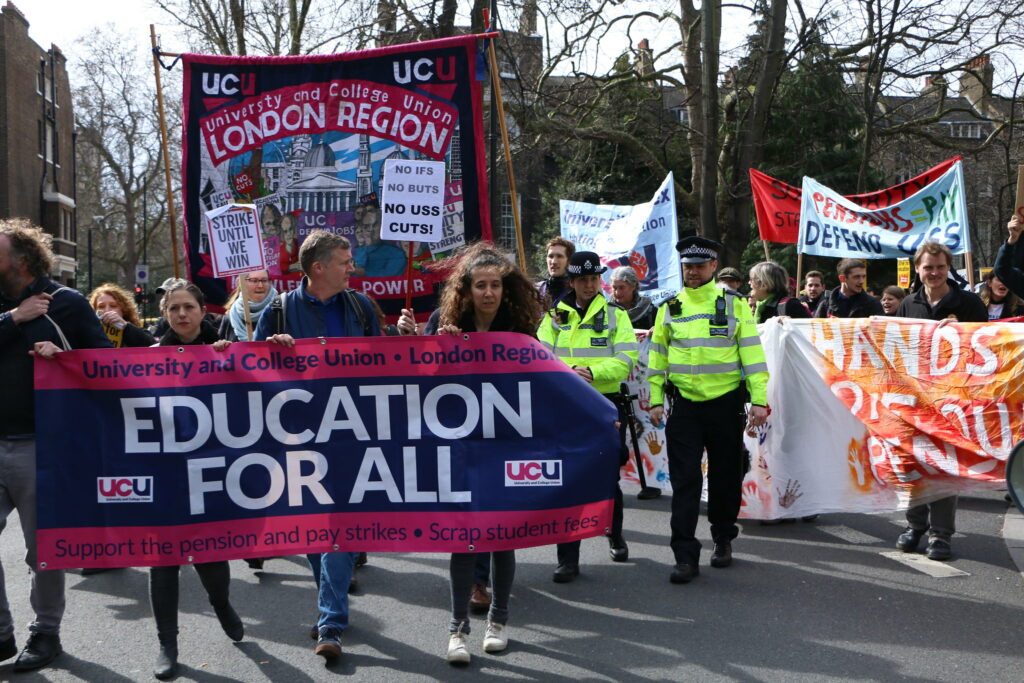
left=254, top=230, right=380, bottom=660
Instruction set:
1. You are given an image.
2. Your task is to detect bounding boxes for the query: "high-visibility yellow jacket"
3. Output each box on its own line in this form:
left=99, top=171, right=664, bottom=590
left=647, top=280, right=768, bottom=406
left=537, top=293, right=639, bottom=395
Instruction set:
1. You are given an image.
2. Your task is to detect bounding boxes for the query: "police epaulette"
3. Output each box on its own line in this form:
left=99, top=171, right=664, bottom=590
left=720, top=288, right=742, bottom=297
left=607, top=301, right=625, bottom=310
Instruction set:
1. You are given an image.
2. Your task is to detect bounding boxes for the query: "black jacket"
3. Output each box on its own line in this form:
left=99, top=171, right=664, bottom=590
left=994, top=241, right=1024, bottom=300
left=757, top=295, right=812, bottom=324
left=814, top=286, right=884, bottom=318
left=0, top=278, right=111, bottom=436
left=896, top=281, right=987, bottom=322
left=158, top=319, right=222, bottom=346
left=799, top=293, right=822, bottom=314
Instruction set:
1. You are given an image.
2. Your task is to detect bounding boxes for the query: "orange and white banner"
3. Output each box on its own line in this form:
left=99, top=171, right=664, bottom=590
left=741, top=318, right=1019, bottom=519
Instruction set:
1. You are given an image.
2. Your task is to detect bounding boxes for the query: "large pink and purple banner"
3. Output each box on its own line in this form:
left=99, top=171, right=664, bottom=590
left=34, top=334, right=618, bottom=569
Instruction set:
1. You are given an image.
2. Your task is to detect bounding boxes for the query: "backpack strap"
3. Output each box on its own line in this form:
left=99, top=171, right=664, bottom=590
left=343, top=289, right=372, bottom=336
left=41, top=286, right=73, bottom=351
left=270, top=292, right=286, bottom=335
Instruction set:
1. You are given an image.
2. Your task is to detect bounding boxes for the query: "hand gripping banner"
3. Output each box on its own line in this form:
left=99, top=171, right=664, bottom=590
left=33, top=334, right=618, bottom=569
left=181, top=36, right=490, bottom=315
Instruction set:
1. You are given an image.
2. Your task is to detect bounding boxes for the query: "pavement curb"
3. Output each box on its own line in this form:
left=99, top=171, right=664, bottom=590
left=1002, top=505, right=1024, bottom=575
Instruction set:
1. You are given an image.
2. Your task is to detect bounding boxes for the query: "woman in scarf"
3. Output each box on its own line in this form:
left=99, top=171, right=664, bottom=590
left=218, top=270, right=277, bottom=341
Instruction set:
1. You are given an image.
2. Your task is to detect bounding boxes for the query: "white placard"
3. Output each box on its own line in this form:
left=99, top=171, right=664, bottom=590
left=204, top=203, right=266, bottom=278
left=379, top=159, right=446, bottom=243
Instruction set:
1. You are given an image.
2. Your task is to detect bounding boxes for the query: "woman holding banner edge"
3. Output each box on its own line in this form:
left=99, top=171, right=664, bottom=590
left=149, top=281, right=244, bottom=680
left=397, top=242, right=544, bottom=664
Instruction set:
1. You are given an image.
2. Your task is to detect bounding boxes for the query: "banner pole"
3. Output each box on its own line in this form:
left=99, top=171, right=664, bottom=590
left=965, top=251, right=976, bottom=289
left=150, top=25, right=182, bottom=279
left=484, top=15, right=528, bottom=272
left=404, top=241, right=416, bottom=311
left=762, top=240, right=771, bottom=261
left=795, top=252, right=804, bottom=294
left=241, top=276, right=253, bottom=341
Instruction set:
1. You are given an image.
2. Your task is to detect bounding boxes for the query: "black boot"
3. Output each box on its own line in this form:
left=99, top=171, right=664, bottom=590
left=153, top=642, right=178, bottom=680
left=214, top=603, right=244, bottom=642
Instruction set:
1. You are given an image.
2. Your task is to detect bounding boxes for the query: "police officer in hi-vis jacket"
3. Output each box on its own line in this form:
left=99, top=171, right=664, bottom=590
left=647, top=237, right=769, bottom=584
left=537, top=251, right=638, bottom=584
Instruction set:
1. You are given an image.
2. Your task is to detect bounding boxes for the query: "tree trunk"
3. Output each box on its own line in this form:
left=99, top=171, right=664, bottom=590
left=699, top=0, right=721, bottom=241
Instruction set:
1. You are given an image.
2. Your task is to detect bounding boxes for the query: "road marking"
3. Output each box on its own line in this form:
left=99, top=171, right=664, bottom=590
left=818, top=525, right=885, bottom=546
left=880, top=551, right=970, bottom=578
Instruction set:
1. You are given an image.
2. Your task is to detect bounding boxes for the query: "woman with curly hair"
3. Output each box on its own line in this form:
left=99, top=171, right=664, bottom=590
left=397, top=242, right=542, bottom=664
left=88, top=283, right=155, bottom=347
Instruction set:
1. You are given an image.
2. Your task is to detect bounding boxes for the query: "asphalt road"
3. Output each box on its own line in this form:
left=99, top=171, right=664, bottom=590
left=1, top=489, right=1021, bottom=682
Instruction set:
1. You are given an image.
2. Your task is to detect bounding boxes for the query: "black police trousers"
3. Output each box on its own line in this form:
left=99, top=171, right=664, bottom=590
left=556, top=393, right=628, bottom=566
left=664, top=387, right=746, bottom=565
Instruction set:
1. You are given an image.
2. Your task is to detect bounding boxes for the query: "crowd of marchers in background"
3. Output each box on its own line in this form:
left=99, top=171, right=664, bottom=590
left=2, top=215, right=1022, bottom=677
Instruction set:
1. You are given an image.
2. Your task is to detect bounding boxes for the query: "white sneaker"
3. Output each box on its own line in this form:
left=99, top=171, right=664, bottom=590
left=483, top=621, right=508, bottom=653
left=447, top=628, right=471, bottom=664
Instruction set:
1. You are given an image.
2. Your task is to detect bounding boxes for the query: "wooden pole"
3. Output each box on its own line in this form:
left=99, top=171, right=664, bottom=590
left=762, top=241, right=771, bottom=261
left=404, top=241, right=416, bottom=311
left=795, top=252, right=804, bottom=295
left=241, top=275, right=253, bottom=341
left=150, top=25, right=181, bottom=279
left=484, top=28, right=528, bottom=273
left=965, top=251, right=976, bottom=290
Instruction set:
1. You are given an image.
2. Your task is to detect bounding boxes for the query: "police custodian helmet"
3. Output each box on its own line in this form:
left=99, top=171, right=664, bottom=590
left=566, top=251, right=608, bottom=276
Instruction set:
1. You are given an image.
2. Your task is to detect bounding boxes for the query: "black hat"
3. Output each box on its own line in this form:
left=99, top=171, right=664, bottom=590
left=566, top=251, right=607, bottom=276
left=676, top=236, right=722, bottom=264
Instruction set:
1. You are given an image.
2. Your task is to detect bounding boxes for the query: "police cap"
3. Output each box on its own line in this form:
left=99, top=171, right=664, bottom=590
left=676, top=236, right=722, bottom=264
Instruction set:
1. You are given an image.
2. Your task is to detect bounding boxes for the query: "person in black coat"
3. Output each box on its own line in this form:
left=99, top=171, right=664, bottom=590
left=993, top=216, right=1024, bottom=304
left=149, top=282, right=242, bottom=679
left=88, top=284, right=155, bottom=347
left=894, top=241, right=986, bottom=563
left=977, top=271, right=1022, bottom=320
left=610, top=265, right=657, bottom=330
left=814, top=258, right=884, bottom=318
left=748, top=261, right=812, bottom=323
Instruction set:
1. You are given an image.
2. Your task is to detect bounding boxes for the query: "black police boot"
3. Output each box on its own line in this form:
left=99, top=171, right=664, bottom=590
left=607, top=534, right=629, bottom=562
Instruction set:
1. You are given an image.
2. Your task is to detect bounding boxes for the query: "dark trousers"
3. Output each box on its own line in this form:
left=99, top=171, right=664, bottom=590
left=556, top=485, right=624, bottom=565
left=150, top=561, right=231, bottom=646
left=906, top=496, right=957, bottom=539
left=665, top=389, right=746, bottom=565
left=557, top=392, right=628, bottom=566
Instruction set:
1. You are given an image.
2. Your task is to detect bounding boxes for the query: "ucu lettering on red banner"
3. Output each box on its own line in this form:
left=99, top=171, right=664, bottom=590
left=97, top=477, right=154, bottom=503
left=505, top=460, right=562, bottom=487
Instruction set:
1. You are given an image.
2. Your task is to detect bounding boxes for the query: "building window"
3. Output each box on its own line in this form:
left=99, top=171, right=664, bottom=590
left=950, top=123, right=983, bottom=139
left=673, top=107, right=690, bottom=125
left=500, top=192, right=520, bottom=252
left=43, top=121, right=55, bottom=164
left=894, top=170, right=913, bottom=184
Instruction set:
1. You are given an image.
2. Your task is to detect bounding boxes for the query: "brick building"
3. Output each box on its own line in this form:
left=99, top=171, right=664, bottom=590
left=0, top=1, right=77, bottom=285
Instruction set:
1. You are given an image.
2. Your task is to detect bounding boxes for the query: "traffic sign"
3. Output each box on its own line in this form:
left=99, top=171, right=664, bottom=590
left=135, top=264, right=150, bottom=284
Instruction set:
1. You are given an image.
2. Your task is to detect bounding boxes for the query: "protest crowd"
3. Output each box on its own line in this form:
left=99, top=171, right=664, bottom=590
left=3, top=205, right=1021, bottom=678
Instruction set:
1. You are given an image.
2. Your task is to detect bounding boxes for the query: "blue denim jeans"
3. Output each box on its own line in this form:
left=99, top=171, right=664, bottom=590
left=307, top=551, right=358, bottom=633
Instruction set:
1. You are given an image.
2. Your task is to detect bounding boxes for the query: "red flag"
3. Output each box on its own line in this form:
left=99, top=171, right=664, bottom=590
left=750, top=157, right=961, bottom=244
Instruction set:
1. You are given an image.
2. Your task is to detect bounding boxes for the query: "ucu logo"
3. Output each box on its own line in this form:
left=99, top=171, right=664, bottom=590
left=504, top=460, right=562, bottom=487
left=393, top=57, right=456, bottom=84
left=201, top=72, right=257, bottom=97
left=97, top=477, right=154, bottom=503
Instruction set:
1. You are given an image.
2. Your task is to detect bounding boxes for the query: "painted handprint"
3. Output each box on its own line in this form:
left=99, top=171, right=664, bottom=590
left=644, top=433, right=663, bottom=455
left=777, top=479, right=804, bottom=508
